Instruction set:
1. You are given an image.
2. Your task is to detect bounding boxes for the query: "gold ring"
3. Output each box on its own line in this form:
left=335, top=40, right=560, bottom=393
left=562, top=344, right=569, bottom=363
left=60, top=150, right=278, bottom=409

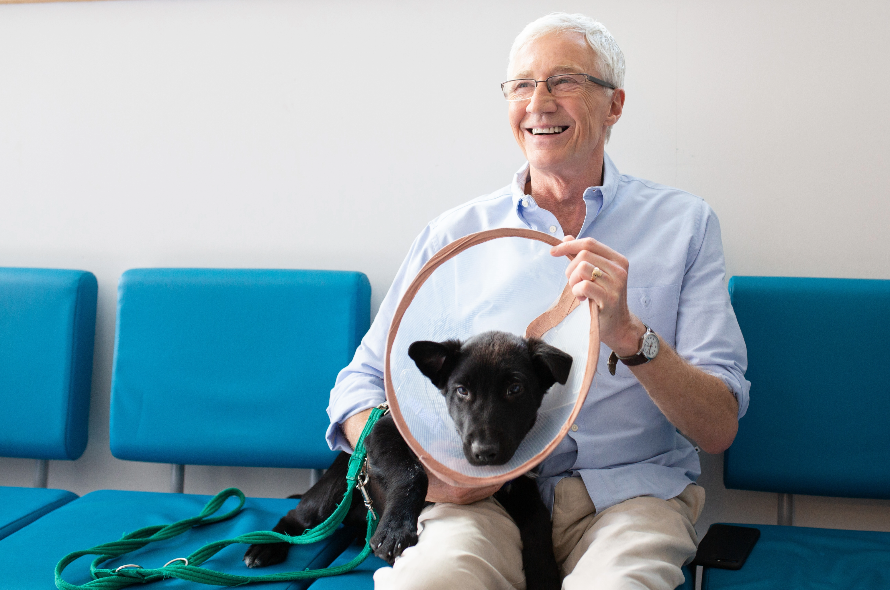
left=590, top=266, right=604, bottom=281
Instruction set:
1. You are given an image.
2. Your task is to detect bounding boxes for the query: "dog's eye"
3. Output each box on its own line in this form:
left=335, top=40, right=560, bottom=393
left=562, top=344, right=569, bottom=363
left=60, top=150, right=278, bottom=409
left=507, top=383, right=523, bottom=397
left=455, top=386, right=469, bottom=398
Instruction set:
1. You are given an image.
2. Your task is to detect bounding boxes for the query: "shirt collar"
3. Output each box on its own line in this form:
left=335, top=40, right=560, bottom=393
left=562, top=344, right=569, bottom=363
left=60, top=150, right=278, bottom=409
left=510, top=162, right=532, bottom=207
left=599, top=152, right=620, bottom=213
left=510, top=153, right=621, bottom=228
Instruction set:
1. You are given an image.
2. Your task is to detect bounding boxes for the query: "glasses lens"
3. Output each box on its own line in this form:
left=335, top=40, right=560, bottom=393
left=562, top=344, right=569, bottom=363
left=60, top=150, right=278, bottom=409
left=549, top=74, right=585, bottom=95
left=502, top=79, right=536, bottom=101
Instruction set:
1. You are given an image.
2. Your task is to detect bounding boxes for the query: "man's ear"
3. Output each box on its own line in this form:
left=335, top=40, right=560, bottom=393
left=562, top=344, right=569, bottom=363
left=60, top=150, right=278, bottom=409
left=528, top=339, right=573, bottom=391
left=407, top=339, right=462, bottom=390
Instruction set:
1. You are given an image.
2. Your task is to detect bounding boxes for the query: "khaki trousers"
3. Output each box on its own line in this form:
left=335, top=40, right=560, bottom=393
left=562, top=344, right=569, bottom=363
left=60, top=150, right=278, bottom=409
left=373, top=478, right=705, bottom=590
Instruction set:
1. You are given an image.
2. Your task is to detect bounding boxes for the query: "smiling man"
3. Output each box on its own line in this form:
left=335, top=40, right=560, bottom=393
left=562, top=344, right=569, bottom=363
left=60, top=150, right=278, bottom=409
left=327, top=12, right=749, bottom=590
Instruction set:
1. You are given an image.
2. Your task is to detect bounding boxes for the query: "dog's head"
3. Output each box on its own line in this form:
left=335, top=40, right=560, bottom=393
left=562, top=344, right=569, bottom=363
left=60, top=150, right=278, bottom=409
left=407, top=330, right=573, bottom=466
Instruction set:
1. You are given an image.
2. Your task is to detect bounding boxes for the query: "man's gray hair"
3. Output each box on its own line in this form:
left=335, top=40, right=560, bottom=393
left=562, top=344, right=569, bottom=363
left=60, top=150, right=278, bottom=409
left=508, top=13, right=625, bottom=143
left=508, top=13, right=625, bottom=89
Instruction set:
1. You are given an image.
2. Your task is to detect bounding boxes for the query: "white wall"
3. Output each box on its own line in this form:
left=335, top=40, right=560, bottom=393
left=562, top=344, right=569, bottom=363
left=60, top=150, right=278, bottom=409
left=1, top=0, right=888, bottom=537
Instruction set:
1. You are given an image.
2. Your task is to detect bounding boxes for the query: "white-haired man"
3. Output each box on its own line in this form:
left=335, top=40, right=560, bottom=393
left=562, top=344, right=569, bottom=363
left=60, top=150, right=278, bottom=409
left=327, top=13, right=749, bottom=590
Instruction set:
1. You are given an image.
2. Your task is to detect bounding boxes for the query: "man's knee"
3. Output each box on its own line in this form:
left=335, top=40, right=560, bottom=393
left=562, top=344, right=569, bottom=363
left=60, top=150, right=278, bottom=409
left=375, top=544, right=524, bottom=590
left=374, top=499, right=525, bottom=590
left=560, top=487, right=703, bottom=590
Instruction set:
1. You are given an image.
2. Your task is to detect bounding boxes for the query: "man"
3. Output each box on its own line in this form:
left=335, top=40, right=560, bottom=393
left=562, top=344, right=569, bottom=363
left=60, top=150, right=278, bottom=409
left=326, top=12, right=749, bottom=590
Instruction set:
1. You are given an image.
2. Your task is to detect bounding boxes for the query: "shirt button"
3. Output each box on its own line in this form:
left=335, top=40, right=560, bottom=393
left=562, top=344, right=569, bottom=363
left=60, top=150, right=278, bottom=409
left=571, top=424, right=579, bottom=432
left=549, top=225, right=557, bottom=233
left=522, top=199, right=529, bottom=207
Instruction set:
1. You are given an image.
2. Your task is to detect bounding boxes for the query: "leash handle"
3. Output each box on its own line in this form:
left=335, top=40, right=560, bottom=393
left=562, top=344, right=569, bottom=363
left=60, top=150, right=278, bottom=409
left=55, top=404, right=389, bottom=589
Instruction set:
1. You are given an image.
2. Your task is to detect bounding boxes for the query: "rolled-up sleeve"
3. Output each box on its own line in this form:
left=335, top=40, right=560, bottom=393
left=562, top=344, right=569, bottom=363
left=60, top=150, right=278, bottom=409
left=675, top=205, right=751, bottom=419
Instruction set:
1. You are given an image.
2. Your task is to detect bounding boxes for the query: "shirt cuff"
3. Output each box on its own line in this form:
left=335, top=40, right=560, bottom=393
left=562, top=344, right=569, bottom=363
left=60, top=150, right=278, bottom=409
left=703, top=367, right=751, bottom=419
left=326, top=394, right=386, bottom=453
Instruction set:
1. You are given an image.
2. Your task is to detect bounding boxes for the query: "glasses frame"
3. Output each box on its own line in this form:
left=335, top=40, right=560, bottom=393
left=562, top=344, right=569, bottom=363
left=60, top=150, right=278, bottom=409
left=500, top=73, right=616, bottom=101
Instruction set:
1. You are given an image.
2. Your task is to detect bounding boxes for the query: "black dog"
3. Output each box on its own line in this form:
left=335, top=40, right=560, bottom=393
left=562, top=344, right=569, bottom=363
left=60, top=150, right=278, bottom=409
left=244, top=331, right=570, bottom=590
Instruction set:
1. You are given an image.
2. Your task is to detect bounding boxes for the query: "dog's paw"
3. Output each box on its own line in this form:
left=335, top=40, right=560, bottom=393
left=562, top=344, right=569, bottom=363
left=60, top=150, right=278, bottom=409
left=243, top=542, right=290, bottom=568
left=369, top=517, right=418, bottom=564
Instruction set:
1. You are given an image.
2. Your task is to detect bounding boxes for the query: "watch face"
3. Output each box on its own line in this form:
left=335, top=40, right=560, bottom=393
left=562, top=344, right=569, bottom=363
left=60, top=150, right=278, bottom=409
left=641, top=332, right=659, bottom=359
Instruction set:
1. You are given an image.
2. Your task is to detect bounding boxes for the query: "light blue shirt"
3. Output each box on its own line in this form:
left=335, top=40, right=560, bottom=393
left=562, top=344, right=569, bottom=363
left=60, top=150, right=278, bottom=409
left=326, top=153, right=750, bottom=512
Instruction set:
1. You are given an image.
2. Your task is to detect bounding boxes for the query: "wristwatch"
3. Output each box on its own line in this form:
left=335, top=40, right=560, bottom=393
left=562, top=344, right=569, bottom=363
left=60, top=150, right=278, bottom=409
left=608, top=325, right=659, bottom=375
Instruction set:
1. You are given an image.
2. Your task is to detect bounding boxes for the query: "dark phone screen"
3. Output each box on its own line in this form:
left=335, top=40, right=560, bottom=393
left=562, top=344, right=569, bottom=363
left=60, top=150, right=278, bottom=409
left=692, top=524, right=761, bottom=570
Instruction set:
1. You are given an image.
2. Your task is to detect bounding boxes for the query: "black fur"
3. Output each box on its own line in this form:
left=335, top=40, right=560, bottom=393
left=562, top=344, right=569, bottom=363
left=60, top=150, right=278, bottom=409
left=244, top=331, right=568, bottom=590
left=409, top=332, right=572, bottom=466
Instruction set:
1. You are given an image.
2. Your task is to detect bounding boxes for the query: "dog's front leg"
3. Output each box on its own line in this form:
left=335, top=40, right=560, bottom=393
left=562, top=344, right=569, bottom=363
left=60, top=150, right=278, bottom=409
left=496, top=476, right=561, bottom=590
left=364, top=413, right=429, bottom=564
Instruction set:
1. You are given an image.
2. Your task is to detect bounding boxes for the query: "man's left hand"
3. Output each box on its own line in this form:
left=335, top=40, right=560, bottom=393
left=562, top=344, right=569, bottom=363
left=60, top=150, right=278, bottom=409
left=551, top=235, right=644, bottom=357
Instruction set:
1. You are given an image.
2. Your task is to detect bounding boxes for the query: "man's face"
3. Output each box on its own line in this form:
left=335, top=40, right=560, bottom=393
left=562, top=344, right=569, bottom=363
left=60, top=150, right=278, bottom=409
left=508, top=32, right=623, bottom=177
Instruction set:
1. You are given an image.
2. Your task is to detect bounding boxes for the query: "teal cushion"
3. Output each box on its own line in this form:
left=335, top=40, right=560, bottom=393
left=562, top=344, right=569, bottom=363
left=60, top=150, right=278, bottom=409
left=0, top=268, right=97, bottom=460
left=701, top=524, right=890, bottom=590
left=0, top=490, right=356, bottom=589
left=309, top=538, right=388, bottom=589
left=726, top=277, right=890, bottom=498
left=678, top=564, right=695, bottom=590
left=0, top=487, right=77, bottom=540
left=110, top=268, right=370, bottom=468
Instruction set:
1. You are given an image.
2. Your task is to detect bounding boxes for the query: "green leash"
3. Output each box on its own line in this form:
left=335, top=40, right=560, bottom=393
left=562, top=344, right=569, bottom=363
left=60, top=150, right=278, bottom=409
left=55, top=404, right=388, bottom=589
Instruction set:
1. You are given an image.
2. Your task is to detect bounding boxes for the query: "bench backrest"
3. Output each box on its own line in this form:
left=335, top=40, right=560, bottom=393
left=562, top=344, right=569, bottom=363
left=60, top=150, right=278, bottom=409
left=109, top=268, right=370, bottom=469
left=725, top=276, right=890, bottom=499
left=0, top=268, right=97, bottom=461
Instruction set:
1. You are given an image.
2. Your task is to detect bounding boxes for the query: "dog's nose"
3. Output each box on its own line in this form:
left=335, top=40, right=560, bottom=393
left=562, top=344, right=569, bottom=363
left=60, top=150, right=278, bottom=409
left=471, top=440, right=500, bottom=464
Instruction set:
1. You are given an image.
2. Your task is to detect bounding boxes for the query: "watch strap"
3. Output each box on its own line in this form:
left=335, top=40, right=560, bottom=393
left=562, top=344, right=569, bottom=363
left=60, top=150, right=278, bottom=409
left=607, top=326, right=657, bottom=376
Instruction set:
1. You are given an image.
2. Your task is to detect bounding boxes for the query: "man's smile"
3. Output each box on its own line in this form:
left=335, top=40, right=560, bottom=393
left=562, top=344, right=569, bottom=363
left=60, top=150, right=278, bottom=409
left=528, top=126, right=568, bottom=135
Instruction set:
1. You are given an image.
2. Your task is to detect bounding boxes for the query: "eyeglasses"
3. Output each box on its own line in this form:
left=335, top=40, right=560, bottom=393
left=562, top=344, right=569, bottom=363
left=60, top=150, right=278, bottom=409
left=500, top=73, right=615, bottom=101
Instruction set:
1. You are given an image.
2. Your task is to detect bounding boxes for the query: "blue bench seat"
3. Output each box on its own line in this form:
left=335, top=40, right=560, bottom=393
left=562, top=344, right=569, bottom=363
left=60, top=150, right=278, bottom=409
left=702, top=524, right=890, bottom=590
left=700, top=277, right=890, bottom=589
left=0, top=268, right=97, bottom=539
left=310, top=538, right=389, bottom=589
left=0, top=487, right=77, bottom=541
left=0, top=268, right=371, bottom=587
left=0, top=490, right=357, bottom=589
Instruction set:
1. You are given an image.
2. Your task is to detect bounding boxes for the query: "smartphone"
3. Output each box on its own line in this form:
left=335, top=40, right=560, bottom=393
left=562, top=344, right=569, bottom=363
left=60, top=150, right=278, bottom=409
left=692, top=524, right=761, bottom=570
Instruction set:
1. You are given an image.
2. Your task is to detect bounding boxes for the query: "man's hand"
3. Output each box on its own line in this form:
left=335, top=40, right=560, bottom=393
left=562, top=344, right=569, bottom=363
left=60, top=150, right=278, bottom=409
left=550, top=235, right=740, bottom=453
left=551, top=235, right=645, bottom=356
left=424, top=469, right=501, bottom=504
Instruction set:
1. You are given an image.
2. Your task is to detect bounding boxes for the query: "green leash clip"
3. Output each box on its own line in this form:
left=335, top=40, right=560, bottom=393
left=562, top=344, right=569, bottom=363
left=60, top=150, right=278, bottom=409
left=55, top=403, right=389, bottom=589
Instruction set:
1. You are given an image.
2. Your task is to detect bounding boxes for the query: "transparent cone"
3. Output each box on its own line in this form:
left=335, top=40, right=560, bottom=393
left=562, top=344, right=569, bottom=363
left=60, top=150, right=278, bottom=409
left=385, top=229, right=600, bottom=487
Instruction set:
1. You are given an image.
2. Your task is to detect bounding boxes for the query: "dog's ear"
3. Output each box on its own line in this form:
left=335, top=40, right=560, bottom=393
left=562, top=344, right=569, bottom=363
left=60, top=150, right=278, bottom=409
left=408, top=339, right=462, bottom=390
left=527, top=339, right=573, bottom=391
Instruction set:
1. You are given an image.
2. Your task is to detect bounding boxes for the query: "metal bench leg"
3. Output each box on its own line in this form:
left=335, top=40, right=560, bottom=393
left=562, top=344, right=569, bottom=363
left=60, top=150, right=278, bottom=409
left=34, top=459, right=49, bottom=488
left=778, top=493, right=794, bottom=526
left=171, top=464, right=185, bottom=493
